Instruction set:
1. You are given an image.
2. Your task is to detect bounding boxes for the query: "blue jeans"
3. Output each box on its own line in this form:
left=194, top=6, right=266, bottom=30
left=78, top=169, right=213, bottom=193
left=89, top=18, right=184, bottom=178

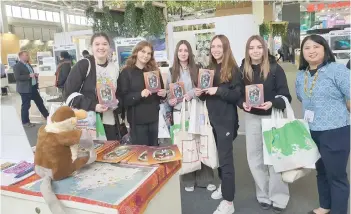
left=311, top=125, right=350, bottom=214
left=20, top=85, right=49, bottom=124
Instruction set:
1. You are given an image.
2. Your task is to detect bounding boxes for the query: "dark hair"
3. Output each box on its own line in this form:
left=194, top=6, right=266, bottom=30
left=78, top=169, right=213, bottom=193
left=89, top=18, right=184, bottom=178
left=299, top=34, right=335, bottom=70
left=90, top=32, right=110, bottom=45
left=60, top=51, right=70, bottom=59
left=82, top=50, right=90, bottom=56
left=171, top=40, right=198, bottom=85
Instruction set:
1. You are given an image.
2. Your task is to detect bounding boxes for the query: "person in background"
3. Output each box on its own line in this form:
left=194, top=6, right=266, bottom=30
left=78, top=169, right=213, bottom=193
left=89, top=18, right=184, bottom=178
left=118, top=41, right=166, bottom=146
left=296, top=35, right=350, bottom=214
left=13, top=51, right=49, bottom=127
left=168, top=40, right=216, bottom=193
left=238, top=35, right=291, bottom=214
left=55, top=51, right=72, bottom=93
left=196, top=35, right=242, bottom=214
left=64, top=33, right=120, bottom=140
left=1, top=63, right=7, bottom=95
left=82, top=50, right=90, bottom=59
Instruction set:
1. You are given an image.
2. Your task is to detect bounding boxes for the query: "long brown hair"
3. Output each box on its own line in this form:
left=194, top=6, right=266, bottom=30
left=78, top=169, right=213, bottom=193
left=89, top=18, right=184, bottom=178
left=210, top=35, right=238, bottom=83
left=124, top=41, right=158, bottom=72
left=171, top=40, right=198, bottom=85
left=244, top=35, right=270, bottom=82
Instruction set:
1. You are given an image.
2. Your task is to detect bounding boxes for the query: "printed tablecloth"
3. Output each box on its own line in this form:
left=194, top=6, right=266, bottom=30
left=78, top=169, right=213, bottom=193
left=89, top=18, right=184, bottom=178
left=0, top=161, right=181, bottom=214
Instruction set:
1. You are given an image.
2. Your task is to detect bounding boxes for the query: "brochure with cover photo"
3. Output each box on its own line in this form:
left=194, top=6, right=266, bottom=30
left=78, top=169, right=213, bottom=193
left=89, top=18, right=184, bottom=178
left=144, top=71, right=161, bottom=93
left=245, top=84, right=264, bottom=107
left=126, top=146, right=150, bottom=165
left=147, top=145, right=182, bottom=165
left=198, top=69, right=214, bottom=89
left=96, top=144, right=139, bottom=164
left=169, top=82, right=185, bottom=103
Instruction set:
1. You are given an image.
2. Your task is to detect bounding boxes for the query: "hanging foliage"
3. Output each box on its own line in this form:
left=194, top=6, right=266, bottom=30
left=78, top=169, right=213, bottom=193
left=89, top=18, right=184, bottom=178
left=143, top=1, right=165, bottom=37
left=271, top=22, right=288, bottom=37
left=259, top=22, right=270, bottom=37
left=123, top=2, right=138, bottom=37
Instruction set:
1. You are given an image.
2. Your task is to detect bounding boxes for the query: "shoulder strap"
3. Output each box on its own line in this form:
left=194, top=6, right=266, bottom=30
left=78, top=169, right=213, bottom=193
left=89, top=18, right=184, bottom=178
left=78, top=58, right=91, bottom=93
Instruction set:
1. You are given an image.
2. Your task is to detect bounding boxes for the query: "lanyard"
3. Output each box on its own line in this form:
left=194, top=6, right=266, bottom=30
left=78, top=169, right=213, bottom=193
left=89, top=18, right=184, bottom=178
left=304, top=68, right=319, bottom=97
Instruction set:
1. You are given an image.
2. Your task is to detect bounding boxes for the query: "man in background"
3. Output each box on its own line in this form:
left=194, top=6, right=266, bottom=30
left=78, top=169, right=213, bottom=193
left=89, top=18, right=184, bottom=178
left=13, top=51, right=49, bottom=127
left=55, top=51, right=72, bottom=93
left=82, top=50, right=90, bottom=58
left=1, top=63, right=7, bottom=95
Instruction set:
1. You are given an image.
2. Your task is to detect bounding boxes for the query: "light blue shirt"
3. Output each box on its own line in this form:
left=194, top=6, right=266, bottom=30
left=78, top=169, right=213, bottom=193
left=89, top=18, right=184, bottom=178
left=23, top=62, right=37, bottom=86
left=295, top=62, right=350, bottom=131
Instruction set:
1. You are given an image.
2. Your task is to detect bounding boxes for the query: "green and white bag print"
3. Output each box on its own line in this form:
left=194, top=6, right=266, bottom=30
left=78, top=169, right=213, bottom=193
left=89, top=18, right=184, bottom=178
left=261, top=95, right=320, bottom=173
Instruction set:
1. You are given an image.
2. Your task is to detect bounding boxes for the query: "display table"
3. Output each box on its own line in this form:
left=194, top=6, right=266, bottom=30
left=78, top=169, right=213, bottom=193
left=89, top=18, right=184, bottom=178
left=1, top=161, right=181, bottom=214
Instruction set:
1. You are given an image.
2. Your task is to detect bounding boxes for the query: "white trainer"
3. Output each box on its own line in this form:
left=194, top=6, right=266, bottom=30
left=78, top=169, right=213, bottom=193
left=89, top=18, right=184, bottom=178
left=207, top=184, right=217, bottom=191
left=211, top=184, right=223, bottom=200
left=184, top=186, right=195, bottom=192
left=213, top=200, right=235, bottom=214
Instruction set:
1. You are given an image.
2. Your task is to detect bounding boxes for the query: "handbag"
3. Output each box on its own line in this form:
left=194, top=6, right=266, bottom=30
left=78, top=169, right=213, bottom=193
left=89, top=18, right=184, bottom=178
left=174, top=98, right=201, bottom=175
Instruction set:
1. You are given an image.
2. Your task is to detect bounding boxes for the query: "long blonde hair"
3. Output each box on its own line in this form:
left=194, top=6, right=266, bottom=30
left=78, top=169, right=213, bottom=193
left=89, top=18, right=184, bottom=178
left=210, top=35, right=239, bottom=83
left=244, top=35, right=270, bottom=82
left=124, top=41, right=158, bottom=72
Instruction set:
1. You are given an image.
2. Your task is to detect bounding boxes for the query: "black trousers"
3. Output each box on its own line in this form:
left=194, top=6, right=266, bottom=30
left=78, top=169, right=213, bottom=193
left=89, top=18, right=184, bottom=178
left=20, top=85, right=49, bottom=124
left=212, top=122, right=236, bottom=202
left=311, top=125, right=350, bottom=214
left=131, top=121, right=159, bottom=146
left=103, top=124, right=118, bottom=141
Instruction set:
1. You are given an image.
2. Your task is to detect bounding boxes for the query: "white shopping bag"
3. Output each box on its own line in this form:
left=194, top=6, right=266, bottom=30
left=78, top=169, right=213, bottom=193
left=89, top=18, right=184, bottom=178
left=158, top=104, right=170, bottom=139
left=262, top=95, right=320, bottom=172
left=174, top=98, right=201, bottom=175
left=198, top=102, right=219, bottom=169
left=188, top=99, right=205, bottom=134
left=281, top=168, right=312, bottom=183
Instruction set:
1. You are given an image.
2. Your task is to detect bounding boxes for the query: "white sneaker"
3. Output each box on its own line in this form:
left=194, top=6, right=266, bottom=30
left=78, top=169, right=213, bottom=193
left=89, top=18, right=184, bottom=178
left=213, top=200, right=235, bottom=214
left=207, top=184, right=217, bottom=191
left=184, top=186, right=195, bottom=192
left=211, top=184, right=223, bottom=200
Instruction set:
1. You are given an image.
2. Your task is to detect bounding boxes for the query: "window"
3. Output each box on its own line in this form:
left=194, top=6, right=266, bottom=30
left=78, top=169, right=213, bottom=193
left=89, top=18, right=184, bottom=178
left=21, top=7, right=30, bottom=19
left=5, top=5, right=12, bottom=17
left=12, top=6, right=21, bottom=18
left=69, top=15, right=75, bottom=24
left=38, top=10, right=46, bottom=20
left=30, top=9, right=38, bottom=20
left=80, top=17, right=87, bottom=25
left=53, top=12, right=60, bottom=22
left=46, top=11, right=53, bottom=21
left=75, top=16, right=81, bottom=25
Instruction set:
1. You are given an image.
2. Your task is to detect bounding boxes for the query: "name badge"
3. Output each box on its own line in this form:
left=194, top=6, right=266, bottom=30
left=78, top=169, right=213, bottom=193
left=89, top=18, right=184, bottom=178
left=304, top=110, right=315, bottom=123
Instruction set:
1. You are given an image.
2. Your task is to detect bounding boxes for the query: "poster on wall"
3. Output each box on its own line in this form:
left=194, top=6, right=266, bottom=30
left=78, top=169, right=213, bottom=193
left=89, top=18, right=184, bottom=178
left=38, top=57, right=56, bottom=75
left=37, top=52, right=52, bottom=66
left=114, top=37, right=144, bottom=71
left=195, top=32, right=215, bottom=68
left=7, top=54, right=18, bottom=68
left=146, top=35, right=167, bottom=62
left=53, top=44, right=78, bottom=66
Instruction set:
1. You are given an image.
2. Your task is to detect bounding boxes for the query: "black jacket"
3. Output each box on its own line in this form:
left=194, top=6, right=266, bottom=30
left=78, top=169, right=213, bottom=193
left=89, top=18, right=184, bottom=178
left=56, top=60, right=72, bottom=88
left=199, top=63, right=242, bottom=131
left=118, top=66, right=165, bottom=125
left=63, top=58, right=100, bottom=111
left=238, top=55, right=292, bottom=115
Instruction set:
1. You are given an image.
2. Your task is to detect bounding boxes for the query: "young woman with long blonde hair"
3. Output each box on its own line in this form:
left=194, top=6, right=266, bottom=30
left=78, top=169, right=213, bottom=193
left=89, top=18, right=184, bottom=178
left=196, top=35, right=242, bottom=214
left=118, top=41, right=166, bottom=146
left=238, top=35, right=291, bottom=213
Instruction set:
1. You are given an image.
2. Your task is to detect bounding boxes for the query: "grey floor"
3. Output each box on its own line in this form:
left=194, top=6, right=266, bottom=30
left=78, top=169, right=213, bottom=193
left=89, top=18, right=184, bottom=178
left=1, top=62, right=349, bottom=214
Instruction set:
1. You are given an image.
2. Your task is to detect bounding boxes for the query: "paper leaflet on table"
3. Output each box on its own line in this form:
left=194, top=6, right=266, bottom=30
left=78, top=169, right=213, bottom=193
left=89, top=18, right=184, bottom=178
left=96, top=143, right=141, bottom=163
left=0, top=159, right=35, bottom=186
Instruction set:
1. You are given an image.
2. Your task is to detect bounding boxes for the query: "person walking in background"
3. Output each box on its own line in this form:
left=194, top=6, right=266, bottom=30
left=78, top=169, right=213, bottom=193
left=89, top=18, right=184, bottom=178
left=196, top=35, right=242, bottom=214
left=1, top=63, right=8, bottom=95
left=64, top=33, right=120, bottom=140
left=55, top=51, right=72, bottom=93
left=238, top=35, right=291, bottom=214
left=13, top=51, right=49, bottom=127
left=82, top=50, right=90, bottom=58
left=168, top=40, right=216, bottom=193
left=118, top=41, right=167, bottom=146
left=296, top=35, right=350, bottom=214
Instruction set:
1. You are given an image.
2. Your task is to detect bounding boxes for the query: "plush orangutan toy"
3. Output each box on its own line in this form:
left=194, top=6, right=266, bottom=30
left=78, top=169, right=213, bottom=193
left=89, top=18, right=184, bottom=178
left=34, top=106, right=96, bottom=214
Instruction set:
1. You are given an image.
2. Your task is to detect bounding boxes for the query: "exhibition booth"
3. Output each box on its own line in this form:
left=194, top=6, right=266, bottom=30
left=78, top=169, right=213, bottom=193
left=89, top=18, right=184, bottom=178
left=1, top=13, right=259, bottom=213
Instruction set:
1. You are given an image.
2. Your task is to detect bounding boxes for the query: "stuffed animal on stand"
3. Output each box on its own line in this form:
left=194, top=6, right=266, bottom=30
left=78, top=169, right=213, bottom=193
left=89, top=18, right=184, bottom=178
left=34, top=106, right=96, bottom=214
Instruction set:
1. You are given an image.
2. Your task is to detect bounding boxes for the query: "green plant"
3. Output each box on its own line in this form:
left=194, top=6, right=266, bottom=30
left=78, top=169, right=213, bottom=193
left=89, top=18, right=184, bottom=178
left=271, top=22, right=288, bottom=37
left=143, top=1, right=165, bottom=37
left=259, top=22, right=270, bottom=37
left=123, top=2, right=138, bottom=37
